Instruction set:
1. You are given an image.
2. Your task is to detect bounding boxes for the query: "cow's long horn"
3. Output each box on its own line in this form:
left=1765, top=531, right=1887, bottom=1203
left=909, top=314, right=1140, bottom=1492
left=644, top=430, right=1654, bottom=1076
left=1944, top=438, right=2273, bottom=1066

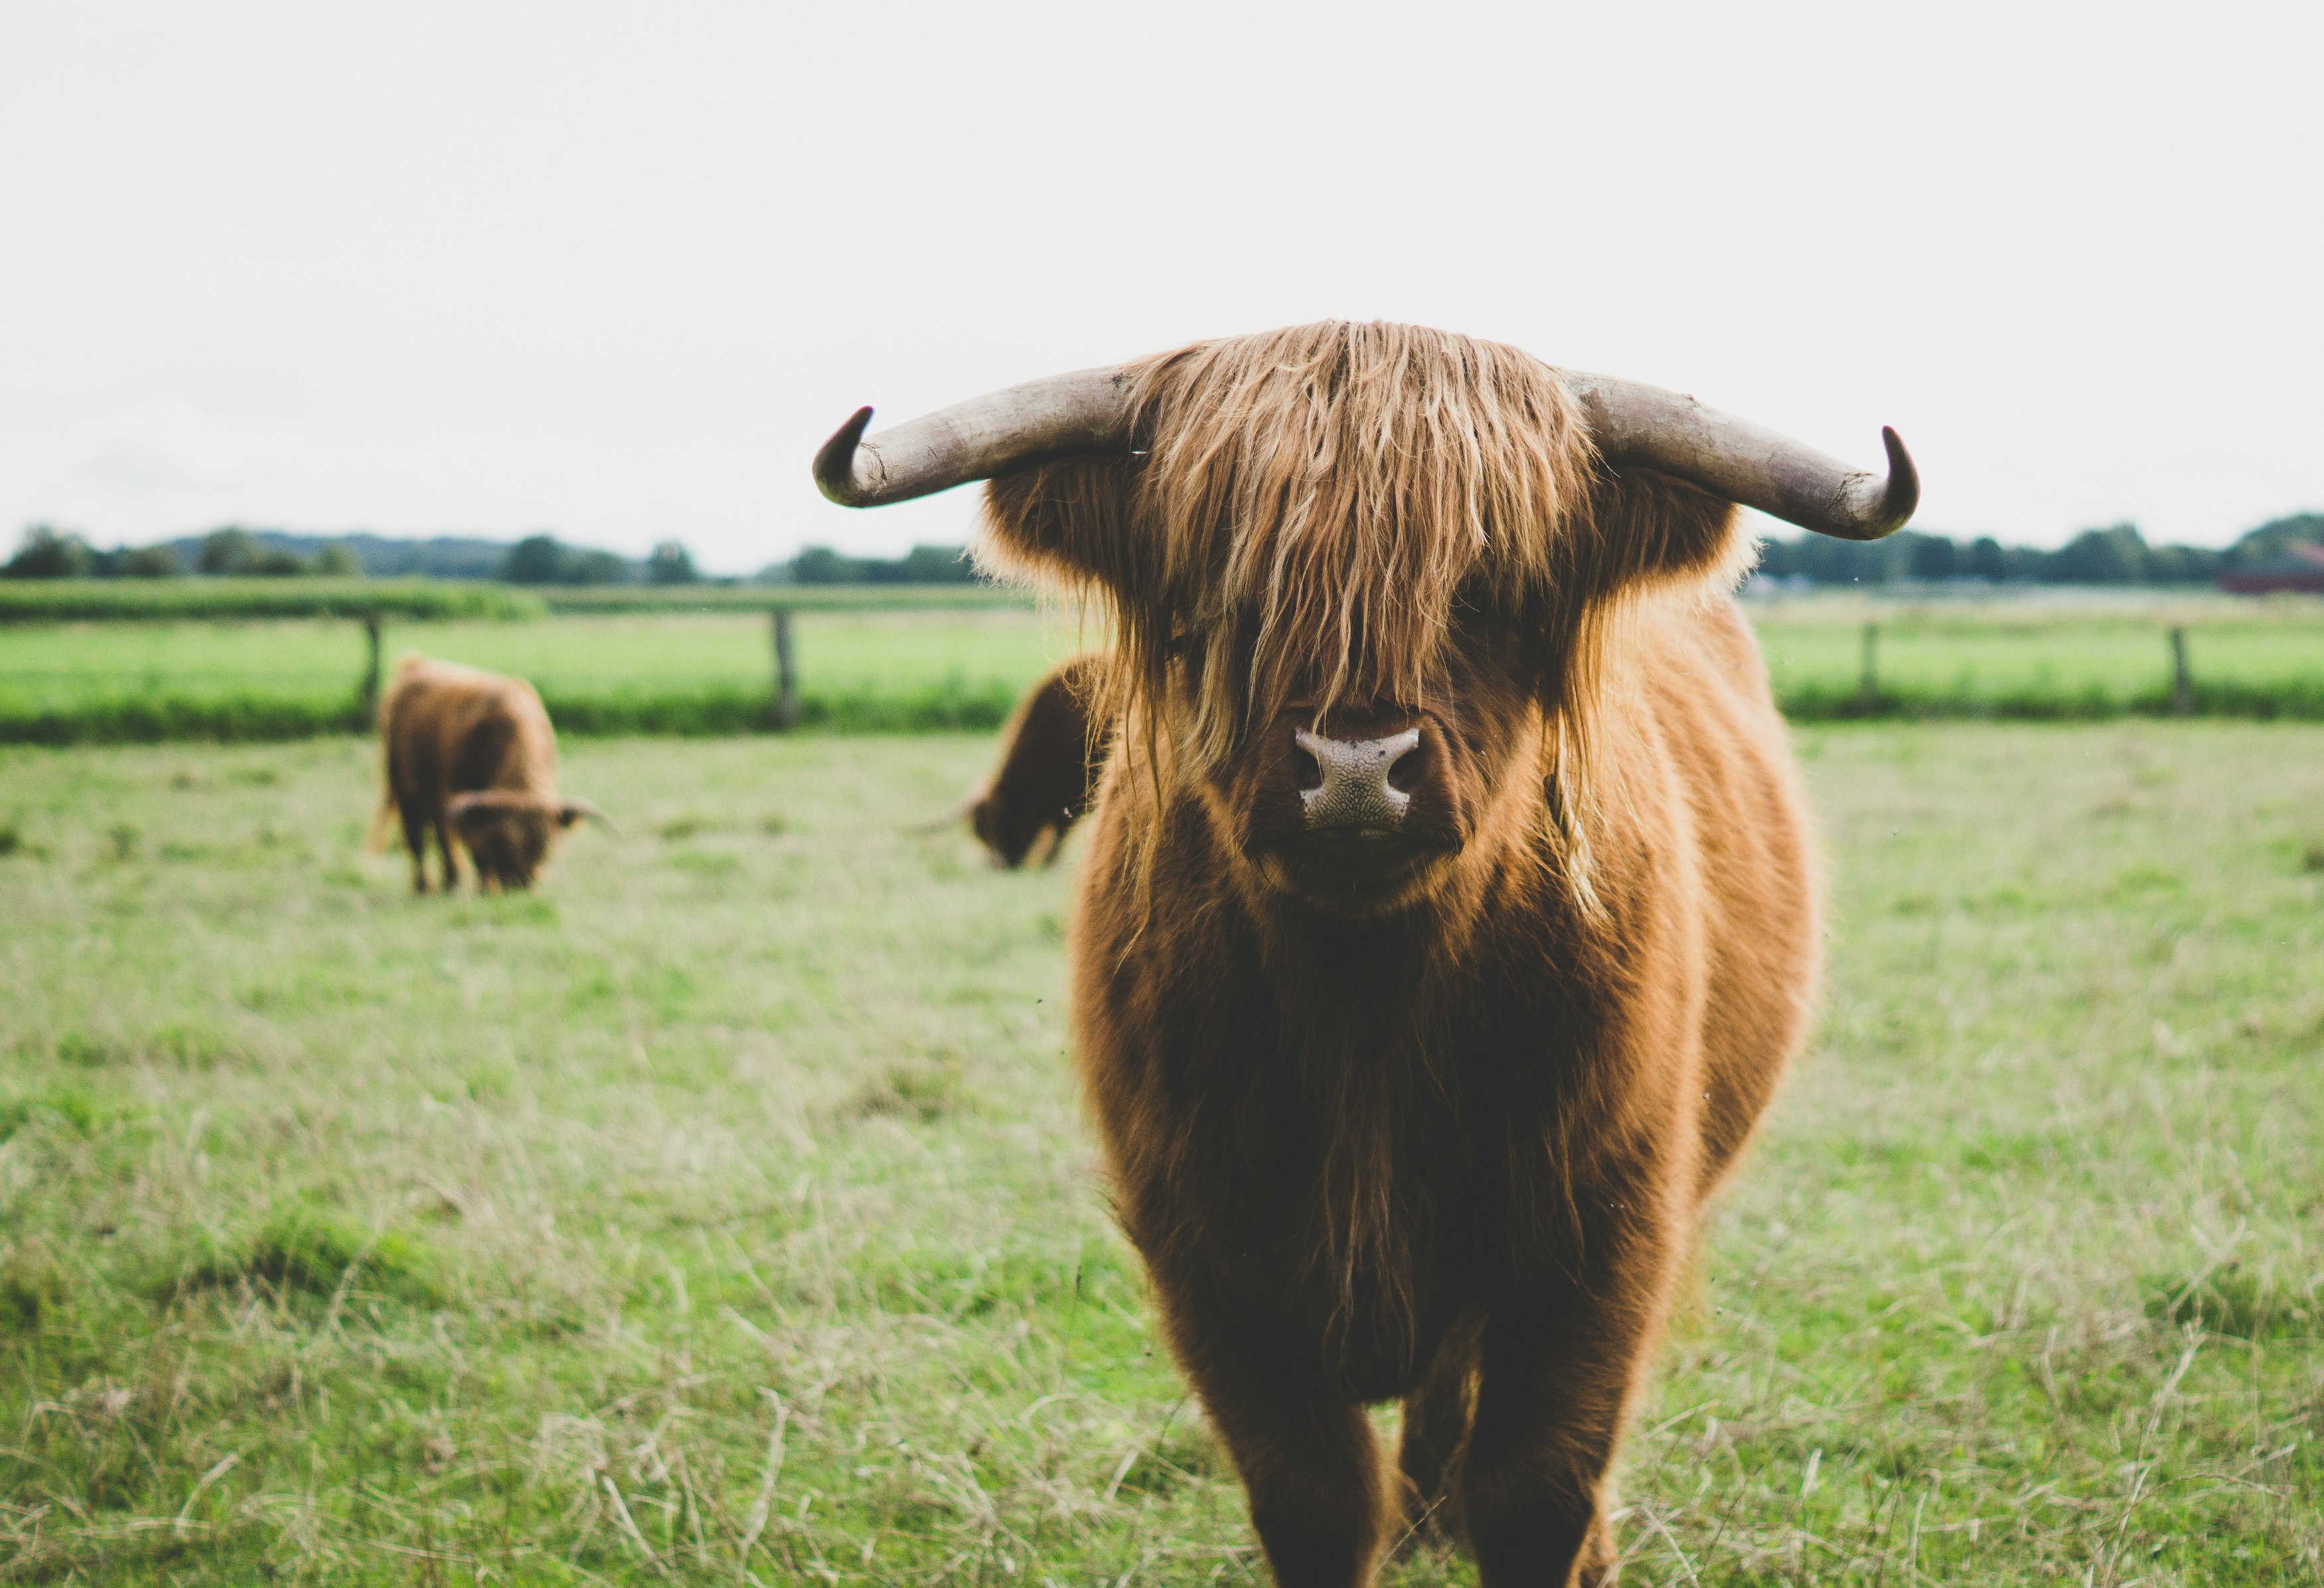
left=813, top=367, right=1133, bottom=507
left=556, top=797, right=621, bottom=837
left=812, top=359, right=1916, bottom=541
left=1561, top=373, right=1917, bottom=542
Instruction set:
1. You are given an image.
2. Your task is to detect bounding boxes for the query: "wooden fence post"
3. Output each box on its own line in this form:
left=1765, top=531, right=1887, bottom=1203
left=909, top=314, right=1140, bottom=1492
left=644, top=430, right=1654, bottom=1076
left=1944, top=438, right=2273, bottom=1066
left=2170, top=625, right=2192, bottom=717
left=771, top=607, right=800, bottom=730
left=359, top=611, right=383, bottom=724
left=1858, top=621, right=1880, bottom=713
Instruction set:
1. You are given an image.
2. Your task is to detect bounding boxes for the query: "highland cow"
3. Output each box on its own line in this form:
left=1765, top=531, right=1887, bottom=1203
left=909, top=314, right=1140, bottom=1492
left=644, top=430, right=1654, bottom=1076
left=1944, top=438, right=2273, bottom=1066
left=371, top=654, right=610, bottom=892
left=815, top=320, right=1916, bottom=1587
left=950, top=652, right=1108, bottom=868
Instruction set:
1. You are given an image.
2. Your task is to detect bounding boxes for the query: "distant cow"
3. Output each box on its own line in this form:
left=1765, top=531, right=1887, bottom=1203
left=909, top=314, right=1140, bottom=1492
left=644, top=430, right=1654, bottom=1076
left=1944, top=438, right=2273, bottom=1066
left=949, top=652, right=1108, bottom=868
left=370, top=655, right=610, bottom=892
left=817, top=320, right=1917, bottom=1587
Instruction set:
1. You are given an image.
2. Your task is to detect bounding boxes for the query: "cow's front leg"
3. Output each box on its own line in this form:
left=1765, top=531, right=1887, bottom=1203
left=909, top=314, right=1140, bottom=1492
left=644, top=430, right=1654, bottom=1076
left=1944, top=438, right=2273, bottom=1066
left=1460, top=1256, right=1678, bottom=1587
left=1151, top=1288, right=1390, bottom=1588
left=401, top=809, right=431, bottom=893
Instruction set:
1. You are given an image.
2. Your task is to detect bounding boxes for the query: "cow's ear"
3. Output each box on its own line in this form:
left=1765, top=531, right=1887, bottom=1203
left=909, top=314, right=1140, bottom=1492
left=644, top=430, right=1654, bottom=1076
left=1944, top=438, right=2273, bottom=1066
left=1573, top=467, right=1753, bottom=602
left=976, top=456, right=1143, bottom=599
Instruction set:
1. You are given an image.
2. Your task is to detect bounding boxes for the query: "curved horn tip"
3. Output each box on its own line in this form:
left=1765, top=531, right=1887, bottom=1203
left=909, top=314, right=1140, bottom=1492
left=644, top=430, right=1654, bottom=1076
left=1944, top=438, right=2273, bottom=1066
left=1866, top=425, right=1919, bottom=540
left=559, top=798, right=621, bottom=837
left=1822, top=427, right=1921, bottom=542
left=812, top=406, right=878, bottom=506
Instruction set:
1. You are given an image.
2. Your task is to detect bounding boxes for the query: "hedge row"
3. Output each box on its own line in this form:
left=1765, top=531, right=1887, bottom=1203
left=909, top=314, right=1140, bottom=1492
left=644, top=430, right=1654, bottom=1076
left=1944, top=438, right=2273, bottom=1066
left=0, top=579, right=542, bottom=623
left=0, top=682, right=1023, bottom=746
left=1779, top=678, right=2324, bottom=722
left=537, top=682, right=1022, bottom=736
left=7, top=678, right=2324, bottom=746
left=539, top=584, right=1034, bottom=615
left=0, top=579, right=1038, bottom=623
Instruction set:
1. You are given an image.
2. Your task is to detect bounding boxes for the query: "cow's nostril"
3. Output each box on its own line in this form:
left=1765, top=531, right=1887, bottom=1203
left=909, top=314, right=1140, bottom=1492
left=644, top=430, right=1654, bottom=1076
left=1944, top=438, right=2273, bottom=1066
left=1387, top=745, right=1423, bottom=793
left=1290, top=744, right=1322, bottom=791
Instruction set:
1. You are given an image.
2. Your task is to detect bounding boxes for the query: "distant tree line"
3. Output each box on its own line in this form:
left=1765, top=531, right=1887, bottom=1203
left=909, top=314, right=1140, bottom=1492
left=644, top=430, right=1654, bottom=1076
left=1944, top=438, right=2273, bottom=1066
left=1755, top=514, right=2324, bottom=587
left=1, top=525, right=364, bottom=580
left=0, top=525, right=694, bottom=585
left=501, top=534, right=629, bottom=585
left=774, top=544, right=977, bottom=585
left=4, top=522, right=993, bottom=587
left=500, top=536, right=700, bottom=585
left=35, top=514, right=2315, bottom=591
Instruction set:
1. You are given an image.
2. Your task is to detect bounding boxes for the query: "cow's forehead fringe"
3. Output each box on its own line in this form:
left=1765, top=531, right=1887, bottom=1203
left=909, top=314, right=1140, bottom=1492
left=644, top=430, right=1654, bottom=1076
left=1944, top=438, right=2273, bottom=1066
left=1125, top=319, right=1596, bottom=715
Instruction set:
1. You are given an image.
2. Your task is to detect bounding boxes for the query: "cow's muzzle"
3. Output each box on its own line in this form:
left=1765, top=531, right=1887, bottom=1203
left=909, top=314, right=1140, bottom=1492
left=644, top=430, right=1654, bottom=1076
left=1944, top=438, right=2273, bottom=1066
left=1258, top=720, right=1457, bottom=909
left=1293, top=727, right=1420, bottom=839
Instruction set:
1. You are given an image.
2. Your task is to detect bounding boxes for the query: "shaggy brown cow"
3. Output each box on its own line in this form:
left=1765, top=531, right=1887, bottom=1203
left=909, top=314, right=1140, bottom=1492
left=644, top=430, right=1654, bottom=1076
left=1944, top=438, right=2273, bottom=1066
left=371, top=654, right=610, bottom=892
left=815, top=320, right=1915, bottom=1587
left=945, top=651, right=1109, bottom=868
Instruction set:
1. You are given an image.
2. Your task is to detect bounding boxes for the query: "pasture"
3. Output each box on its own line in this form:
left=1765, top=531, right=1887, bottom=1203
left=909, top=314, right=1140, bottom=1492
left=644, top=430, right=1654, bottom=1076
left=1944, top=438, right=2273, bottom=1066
left=1, top=723, right=2317, bottom=1584
left=0, top=609, right=1094, bottom=743
left=0, top=611, right=1072, bottom=715
left=6, top=594, right=2324, bottom=747
left=1751, top=595, right=2324, bottom=718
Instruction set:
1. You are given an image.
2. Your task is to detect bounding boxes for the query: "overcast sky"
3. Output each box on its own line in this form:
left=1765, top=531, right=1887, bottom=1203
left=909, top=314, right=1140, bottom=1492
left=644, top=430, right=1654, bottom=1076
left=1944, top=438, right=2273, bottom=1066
left=2, top=1, right=2318, bottom=573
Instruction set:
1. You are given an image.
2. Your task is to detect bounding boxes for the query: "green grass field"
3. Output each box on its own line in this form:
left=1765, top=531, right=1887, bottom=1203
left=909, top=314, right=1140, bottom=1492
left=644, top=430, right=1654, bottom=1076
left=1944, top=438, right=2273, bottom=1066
left=0, top=611, right=1077, bottom=710
left=1753, top=599, right=2324, bottom=717
left=0, top=609, right=1102, bottom=742
left=5, top=595, right=2324, bottom=745
left=1, top=724, right=2317, bottom=1583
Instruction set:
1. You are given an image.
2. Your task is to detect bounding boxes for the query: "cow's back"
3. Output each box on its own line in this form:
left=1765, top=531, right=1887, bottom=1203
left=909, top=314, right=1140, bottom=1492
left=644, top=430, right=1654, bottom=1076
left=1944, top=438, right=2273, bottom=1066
left=381, top=657, right=558, bottom=808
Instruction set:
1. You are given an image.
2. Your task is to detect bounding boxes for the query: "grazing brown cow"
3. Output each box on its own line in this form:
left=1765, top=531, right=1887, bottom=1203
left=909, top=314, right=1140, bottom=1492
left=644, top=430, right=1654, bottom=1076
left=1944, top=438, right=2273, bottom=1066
left=815, top=320, right=1916, bottom=1587
left=371, top=654, right=609, bottom=892
left=951, top=651, right=1109, bottom=868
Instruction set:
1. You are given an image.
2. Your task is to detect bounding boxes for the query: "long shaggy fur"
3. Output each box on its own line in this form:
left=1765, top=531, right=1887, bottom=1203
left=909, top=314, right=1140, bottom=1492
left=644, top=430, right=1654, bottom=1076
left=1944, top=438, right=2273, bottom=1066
left=977, top=321, right=1813, bottom=1588
left=374, top=654, right=599, bottom=892
left=981, top=320, right=1752, bottom=904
